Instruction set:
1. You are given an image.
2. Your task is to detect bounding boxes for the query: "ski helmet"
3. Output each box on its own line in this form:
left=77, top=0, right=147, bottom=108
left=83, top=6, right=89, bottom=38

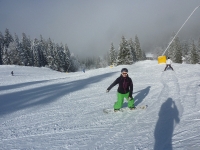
left=121, top=68, right=128, bottom=73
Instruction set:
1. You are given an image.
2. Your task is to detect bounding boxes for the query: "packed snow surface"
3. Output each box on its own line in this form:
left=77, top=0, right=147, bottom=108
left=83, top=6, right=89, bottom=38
left=0, top=60, right=200, bottom=150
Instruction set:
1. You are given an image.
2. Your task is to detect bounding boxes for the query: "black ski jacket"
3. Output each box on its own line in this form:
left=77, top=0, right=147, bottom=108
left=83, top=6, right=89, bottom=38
left=107, top=74, right=133, bottom=98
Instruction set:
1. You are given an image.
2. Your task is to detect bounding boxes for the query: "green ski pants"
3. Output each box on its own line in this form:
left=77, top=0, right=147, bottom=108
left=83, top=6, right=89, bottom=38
left=114, top=92, right=134, bottom=110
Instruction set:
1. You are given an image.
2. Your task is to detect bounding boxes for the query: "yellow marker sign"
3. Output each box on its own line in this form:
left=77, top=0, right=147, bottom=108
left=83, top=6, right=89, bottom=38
left=158, top=56, right=166, bottom=64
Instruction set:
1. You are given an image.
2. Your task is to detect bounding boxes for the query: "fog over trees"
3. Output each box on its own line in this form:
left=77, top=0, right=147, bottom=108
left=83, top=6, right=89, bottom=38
left=0, top=29, right=199, bottom=72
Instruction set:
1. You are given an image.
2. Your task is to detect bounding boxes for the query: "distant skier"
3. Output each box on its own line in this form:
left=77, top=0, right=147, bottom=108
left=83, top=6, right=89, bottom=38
left=11, top=71, right=14, bottom=76
left=164, top=57, right=174, bottom=71
left=106, top=68, right=135, bottom=112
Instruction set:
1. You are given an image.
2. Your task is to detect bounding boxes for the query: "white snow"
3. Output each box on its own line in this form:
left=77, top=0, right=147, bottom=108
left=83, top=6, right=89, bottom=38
left=0, top=60, right=200, bottom=150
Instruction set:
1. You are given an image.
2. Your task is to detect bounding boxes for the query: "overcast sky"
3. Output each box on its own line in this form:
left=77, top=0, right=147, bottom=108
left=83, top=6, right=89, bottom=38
left=0, top=0, right=200, bottom=57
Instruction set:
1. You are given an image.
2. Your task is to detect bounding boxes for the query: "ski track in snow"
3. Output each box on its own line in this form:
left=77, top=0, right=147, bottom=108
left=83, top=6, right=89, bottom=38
left=0, top=62, right=200, bottom=150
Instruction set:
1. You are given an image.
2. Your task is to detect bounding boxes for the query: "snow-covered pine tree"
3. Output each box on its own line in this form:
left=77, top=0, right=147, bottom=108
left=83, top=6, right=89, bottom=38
left=134, top=35, right=143, bottom=61
left=8, top=34, right=20, bottom=65
left=173, top=37, right=182, bottom=63
left=4, top=28, right=13, bottom=48
left=27, top=36, right=33, bottom=66
left=117, top=36, right=125, bottom=65
left=46, top=38, right=55, bottom=69
left=167, top=34, right=182, bottom=63
left=167, top=33, right=176, bottom=61
left=53, top=43, right=61, bottom=71
left=117, top=36, right=133, bottom=65
left=96, top=56, right=107, bottom=68
left=197, top=38, right=200, bottom=63
left=142, top=51, right=147, bottom=60
left=95, top=56, right=101, bottom=68
left=125, top=45, right=133, bottom=64
left=3, top=29, right=14, bottom=64
left=14, top=34, right=21, bottom=65
left=167, top=44, right=174, bottom=61
left=189, top=40, right=199, bottom=64
left=83, top=57, right=96, bottom=69
left=181, top=42, right=189, bottom=63
left=32, top=38, right=41, bottom=67
left=109, top=43, right=117, bottom=65
left=129, top=38, right=137, bottom=62
left=182, top=42, right=189, bottom=57
left=21, top=33, right=32, bottom=66
left=64, top=44, right=71, bottom=72
left=70, top=53, right=80, bottom=72
left=0, top=32, right=4, bottom=65
left=2, top=46, right=10, bottom=64
left=114, top=48, right=118, bottom=64
left=58, top=43, right=68, bottom=72
left=39, top=35, right=48, bottom=67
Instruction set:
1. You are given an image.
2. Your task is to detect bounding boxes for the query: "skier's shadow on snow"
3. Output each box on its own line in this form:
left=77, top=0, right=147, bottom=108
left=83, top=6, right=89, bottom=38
left=0, top=80, right=49, bottom=91
left=0, top=72, right=117, bottom=116
left=122, top=86, right=150, bottom=107
left=154, top=98, right=180, bottom=150
left=134, top=86, right=151, bottom=106
left=165, top=67, right=173, bottom=71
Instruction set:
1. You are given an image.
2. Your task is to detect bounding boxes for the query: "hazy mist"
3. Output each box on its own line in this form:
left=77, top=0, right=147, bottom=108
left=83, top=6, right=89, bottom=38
left=1, top=0, right=200, bottom=57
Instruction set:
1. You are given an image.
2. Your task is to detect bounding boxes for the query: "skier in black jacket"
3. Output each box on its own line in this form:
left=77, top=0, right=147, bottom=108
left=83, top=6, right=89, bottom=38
left=106, top=68, right=135, bottom=111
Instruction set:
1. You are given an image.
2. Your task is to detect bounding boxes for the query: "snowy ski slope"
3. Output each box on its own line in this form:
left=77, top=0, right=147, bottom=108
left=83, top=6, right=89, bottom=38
left=0, top=60, right=200, bottom=150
